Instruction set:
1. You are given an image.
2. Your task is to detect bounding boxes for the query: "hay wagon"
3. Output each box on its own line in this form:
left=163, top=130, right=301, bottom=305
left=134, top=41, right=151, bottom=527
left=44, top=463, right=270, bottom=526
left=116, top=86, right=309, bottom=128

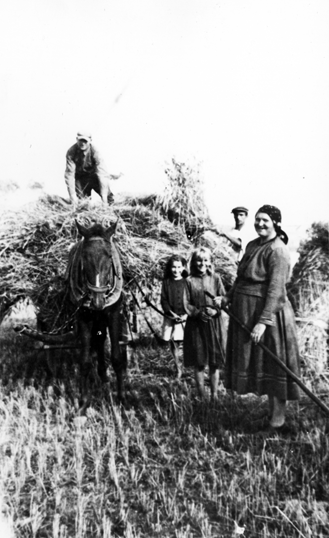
left=1, top=193, right=237, bottom=373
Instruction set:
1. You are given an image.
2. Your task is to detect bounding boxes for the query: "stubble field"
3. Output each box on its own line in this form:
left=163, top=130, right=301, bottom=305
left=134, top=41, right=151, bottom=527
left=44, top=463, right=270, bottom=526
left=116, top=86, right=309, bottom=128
left=0, top=319, right=328, bottom=538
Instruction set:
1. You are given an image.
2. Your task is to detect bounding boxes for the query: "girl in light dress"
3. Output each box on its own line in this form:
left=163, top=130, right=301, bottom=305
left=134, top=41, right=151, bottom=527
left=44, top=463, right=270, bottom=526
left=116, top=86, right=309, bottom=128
left=160, top=255, right=188, bottom=378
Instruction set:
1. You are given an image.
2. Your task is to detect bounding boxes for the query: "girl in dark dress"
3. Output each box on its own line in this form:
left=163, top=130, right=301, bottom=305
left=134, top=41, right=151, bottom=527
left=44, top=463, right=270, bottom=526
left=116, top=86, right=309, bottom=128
left=183, top=247, right=225, bottom=400
left=160, top=255, right=188, bottom=378
left=222, top=205, right=300, bottom=428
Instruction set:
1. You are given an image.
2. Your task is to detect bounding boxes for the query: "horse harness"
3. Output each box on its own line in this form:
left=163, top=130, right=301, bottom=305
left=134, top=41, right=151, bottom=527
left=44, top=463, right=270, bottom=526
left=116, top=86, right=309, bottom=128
left=81, top=236, right=118, bottom=306
left=67, top=236, right=122, bottom=310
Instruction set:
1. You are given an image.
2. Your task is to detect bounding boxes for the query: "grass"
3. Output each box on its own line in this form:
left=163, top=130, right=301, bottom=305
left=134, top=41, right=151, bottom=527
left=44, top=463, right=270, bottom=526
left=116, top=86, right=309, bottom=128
left=0, top=326, right=329, bottom=538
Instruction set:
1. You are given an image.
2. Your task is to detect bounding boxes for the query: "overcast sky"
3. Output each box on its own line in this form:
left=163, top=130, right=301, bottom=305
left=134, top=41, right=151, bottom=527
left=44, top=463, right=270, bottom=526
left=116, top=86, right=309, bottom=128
left=0, top=0, right=328, bottom=227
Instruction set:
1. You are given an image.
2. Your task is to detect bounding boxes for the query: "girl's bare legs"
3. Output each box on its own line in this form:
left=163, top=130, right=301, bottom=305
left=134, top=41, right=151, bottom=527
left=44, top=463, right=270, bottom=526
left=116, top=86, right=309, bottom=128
left=195, top=368, right=205, bottom=399
left=270, top=397, right=286, bottom=428
left=210, top=367, right=219, bottom=401
left=170, top=340, right=183, bottom=379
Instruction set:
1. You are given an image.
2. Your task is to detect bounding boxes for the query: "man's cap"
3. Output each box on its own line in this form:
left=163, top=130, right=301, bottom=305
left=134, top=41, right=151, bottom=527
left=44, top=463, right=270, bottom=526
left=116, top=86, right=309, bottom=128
left=231, top=206, right=249, bottom=214
left=77, top=130, right=92, bottom=141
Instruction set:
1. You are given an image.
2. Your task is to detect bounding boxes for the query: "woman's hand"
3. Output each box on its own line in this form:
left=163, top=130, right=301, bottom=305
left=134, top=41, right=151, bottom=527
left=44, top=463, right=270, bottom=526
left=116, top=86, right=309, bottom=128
left=221, top=296, right=231, bottom=309
left=198, top=308, right=218, bottom=322
left=168, top=310, right=183, bottom=321
left=198, top=310, right=210, bottom=322
left=212, top=296, right=222, bottom=308
left=204, top=306, right=217, bottom=317
left=250, top=323, right=266, bottom=344
left=173, top=313, right=187, bottom=323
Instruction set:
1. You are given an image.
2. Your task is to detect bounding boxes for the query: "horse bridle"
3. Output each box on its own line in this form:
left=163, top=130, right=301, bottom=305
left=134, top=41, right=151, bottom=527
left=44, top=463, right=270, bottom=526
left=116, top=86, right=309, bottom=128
left=81, top=236, right=117, bottom=299
left=86, top=278, right=117, bottom=296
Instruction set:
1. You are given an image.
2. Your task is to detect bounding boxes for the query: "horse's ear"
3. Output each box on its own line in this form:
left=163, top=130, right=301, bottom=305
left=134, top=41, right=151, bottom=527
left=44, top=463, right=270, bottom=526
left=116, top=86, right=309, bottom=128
left=76, top=219, right=90, bottom=238
left=103, top=217, right=119, bottom=240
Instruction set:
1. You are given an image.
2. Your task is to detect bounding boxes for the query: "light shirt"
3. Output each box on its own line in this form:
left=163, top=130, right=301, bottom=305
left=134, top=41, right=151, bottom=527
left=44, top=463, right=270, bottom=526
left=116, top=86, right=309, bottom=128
left=230, top=225, right=257, bottom=261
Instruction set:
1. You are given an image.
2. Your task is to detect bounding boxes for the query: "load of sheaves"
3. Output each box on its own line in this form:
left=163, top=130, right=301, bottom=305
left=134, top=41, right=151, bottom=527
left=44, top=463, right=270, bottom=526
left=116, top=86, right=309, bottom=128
left=0, top=170, right=237, bottom=342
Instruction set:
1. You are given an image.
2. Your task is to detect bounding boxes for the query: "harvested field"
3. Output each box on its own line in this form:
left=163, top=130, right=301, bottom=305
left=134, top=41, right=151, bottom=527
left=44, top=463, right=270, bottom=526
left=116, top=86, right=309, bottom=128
left=0, top=328, right=329, bottom=538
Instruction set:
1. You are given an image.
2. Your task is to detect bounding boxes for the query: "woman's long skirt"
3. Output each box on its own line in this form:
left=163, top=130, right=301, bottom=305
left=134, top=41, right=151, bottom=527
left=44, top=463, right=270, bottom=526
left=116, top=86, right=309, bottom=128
left=225, top=292, right=300, bottom=400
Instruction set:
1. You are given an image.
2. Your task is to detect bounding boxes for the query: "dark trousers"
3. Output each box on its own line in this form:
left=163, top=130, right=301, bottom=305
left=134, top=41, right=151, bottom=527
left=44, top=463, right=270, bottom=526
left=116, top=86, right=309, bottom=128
left=75, top=174, right=114, bottom=204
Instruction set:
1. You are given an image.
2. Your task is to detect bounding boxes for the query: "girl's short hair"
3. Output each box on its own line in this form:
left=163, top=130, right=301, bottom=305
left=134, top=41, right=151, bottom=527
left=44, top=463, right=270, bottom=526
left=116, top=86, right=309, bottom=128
left=163, top=254, right=188, bottom=279
left=189, top=247, right=212, bottom=276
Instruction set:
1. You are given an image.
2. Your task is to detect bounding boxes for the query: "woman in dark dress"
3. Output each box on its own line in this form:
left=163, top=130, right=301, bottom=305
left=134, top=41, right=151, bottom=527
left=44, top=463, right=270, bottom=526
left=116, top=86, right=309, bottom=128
left=183, top=247, right=226, bottom=400
left=222, top=205, right=300, bottom=428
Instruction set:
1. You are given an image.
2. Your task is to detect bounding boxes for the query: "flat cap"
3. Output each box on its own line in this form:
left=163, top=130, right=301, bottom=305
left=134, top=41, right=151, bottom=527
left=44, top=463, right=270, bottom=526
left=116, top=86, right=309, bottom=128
left=231, top=206, right=249, bottom=214
left=77, top=130, right=92, bottom=140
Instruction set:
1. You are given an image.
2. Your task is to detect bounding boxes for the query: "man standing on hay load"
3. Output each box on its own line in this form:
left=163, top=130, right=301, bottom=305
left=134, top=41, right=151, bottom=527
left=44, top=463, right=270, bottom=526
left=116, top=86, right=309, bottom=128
left=64, top=131, right=120, bottom=206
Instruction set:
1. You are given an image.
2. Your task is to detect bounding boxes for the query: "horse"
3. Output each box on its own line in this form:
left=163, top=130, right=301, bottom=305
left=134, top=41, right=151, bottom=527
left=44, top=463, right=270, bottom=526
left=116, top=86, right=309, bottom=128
left=65, top=218, right=126, bottom=406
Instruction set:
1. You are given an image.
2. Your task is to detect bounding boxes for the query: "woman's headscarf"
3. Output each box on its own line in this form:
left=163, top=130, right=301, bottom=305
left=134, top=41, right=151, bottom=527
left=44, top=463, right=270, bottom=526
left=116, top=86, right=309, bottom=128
left=256, top=205, right=289, bottom=244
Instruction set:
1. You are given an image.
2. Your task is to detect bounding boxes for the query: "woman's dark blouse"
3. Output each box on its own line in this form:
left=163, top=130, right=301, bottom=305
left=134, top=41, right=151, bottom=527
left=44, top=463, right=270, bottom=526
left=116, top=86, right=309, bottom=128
left=229, top=236, right=291, bottom=326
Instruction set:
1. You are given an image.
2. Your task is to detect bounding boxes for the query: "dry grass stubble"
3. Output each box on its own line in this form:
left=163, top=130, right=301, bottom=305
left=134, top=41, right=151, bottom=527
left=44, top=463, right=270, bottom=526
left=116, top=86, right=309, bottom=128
left=0, top=325, right=329, bottom=538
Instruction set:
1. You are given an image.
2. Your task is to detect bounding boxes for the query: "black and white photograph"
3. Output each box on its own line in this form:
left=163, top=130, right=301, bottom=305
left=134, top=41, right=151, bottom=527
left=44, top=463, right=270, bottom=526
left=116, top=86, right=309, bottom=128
left=0, top=1, right=328, bottom=536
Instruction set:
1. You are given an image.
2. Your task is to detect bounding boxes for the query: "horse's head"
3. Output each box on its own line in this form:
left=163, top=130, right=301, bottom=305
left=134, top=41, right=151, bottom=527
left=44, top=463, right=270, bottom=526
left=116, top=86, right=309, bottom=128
left=76, top=219, right=120, bottom=310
